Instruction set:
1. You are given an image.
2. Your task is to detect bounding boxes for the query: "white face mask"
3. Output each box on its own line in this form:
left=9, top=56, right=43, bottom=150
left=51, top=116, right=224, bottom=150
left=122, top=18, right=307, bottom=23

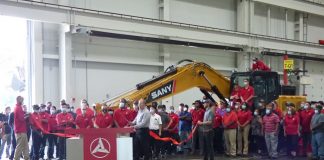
left=254, top=111, right=258, bottom=116
left=41, top=108, right=46, bottom=112
left=62, top=108, right=67, bottom=113
left=158, top=109, right=163, bottom=112
left=34, top=109, right=39, bottom=113
left=50, top=110, right=56, bottom=114
left=170, top=109, right=175, bottom=113
left=184, top=107, right=188, bottom=112
left=315, top=110, right=319, bottom=114
left=235, top=105, right=239, bottom=109
left=81, top=109, right=86, bottom=114
left=108, top=111, right=114, bottom=115
left=119, top=103, right=125, bottom=108
left=244, top=82, right=249, bottom=86
left=81, top=103, right=87, bottom=109
left=150, top=109, right=155, bottom=114
left=242, top=105, right=247, bottom=109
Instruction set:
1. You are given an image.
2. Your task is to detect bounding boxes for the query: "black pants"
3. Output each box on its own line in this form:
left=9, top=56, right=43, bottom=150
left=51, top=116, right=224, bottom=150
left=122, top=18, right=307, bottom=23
left=251, top=135, right=265, bottom=153
left=213, top=127, right=224, bottom=154
left=134, top=128, right=151, bottom=160
left=58, top=137, right=67, bottom=160
left=160, top=131, right=169, bottom=155
left=287, top=135, right=299, bottom=155
left=203, top=130, right=214, bottom=160
left=39, top=134, right=48, bottom=158
left=9, top=131, right=16, bottom=160
left=302, top=132, right=311, bottom=154
left=278, top=124, right=286, bottom=153
left=150, top=130, right=161, bottom=157
left=30, top=130, right=42, bottom=160
left=167, top=132, right=180, bottom=154
left=48, top=134, right=58, bottom=158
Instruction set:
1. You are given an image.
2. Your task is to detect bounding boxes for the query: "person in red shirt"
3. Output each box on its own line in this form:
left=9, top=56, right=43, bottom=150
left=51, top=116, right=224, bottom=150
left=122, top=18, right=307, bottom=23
left=56, top=103, right=74, bottom=160
left=164, top=106, right=179, bottom=155
left=75, top=99, right=94, bottom=119
left=29, top=105, right=43, bottom=160
left=190, top=100, right=205, bottom=155
left=39, top=104, right=50, bottom=159
left=94, top=105, right=113, bottom=128
left=47, top=106, right=58, bottom=159
left=284, top=108, right=300, bottom=158
left=75, top=107, right=93, bottom=129
left=213, top=106, right=224, bottom=154
left=128, top=101, right=139, bottom=122
left=240, top=79, right=255, bottom=108
left=237, top=103, right=252, bottom=156
left=299, top=102, right=314, bottom=156
left=230, top=83, right=242, bottom=104
left=113, top=98, right=131, bottom=128
left=223, top=106, right=238, bottom=157
left=13, top=96, right=30, bottom=160
left=252, top=58, right=271, bottom=71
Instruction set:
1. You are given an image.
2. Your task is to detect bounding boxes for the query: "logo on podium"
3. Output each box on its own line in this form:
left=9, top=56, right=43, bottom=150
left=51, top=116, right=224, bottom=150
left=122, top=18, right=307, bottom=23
left=90, top=137, right=111, bottom=158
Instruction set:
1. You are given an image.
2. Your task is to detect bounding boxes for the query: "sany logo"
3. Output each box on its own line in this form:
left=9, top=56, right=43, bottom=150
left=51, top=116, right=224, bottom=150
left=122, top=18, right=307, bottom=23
left=90, top=137, right=111, bottom=159
left=147, top=80, right=175, bottom=102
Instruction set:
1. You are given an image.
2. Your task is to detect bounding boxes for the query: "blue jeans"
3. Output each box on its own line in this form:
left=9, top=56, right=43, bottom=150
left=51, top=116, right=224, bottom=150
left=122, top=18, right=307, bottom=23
left=265, top=132, right=278, bottom=158
left=179, top=131, right=191, bottom=152
left=312, top=132, right=324, bottom=159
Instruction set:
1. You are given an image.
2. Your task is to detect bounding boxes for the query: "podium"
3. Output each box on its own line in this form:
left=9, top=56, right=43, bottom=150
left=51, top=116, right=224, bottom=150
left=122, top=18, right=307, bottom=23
left=65, top=128, right=134, bottom=160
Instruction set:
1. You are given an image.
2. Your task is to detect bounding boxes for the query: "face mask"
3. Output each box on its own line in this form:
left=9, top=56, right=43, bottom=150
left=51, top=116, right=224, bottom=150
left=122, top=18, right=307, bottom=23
left=235, top=105, right=239, bottom=109
left=102, top=109, right=108, bottom=113
left=253, top=61, right=257, bottom=64
left=62, top=108, right=67, bottom=113
left=50, top=110, right=56, bottom=114
left=226, top=108, right=231, bottom=113
left=315, top=110, right=319, bottom=114
left=244, top=82, right=249, bottom=86
left=184, top=108, right=188, bottom=112
left=81, top=109, right=86, bottom=114
left=40, top=108, right=46, bottom=112
left=287, top=111, right=292, bottom=115
left=150, top=109, right=155, bottom=114
left=242, top=105, right=247, bottom=110
left=304, top=105, right=309, bottom=110
left=34, top=109, right=39, bottom=113
left=158, top=109, right=163, bottom=112
left=81, top=103, right=87, bottom=109
left=108, top=111, right=114, bottom=115
left=266, top=109, right=271, bottom=115
left=311, top=105, right=315, bottom=109
left=170, top=109, right=174, bottom=113
left=258, top=103, right=263, bottom=107
left=119, top=103, right=125, bottom=108
left=254, top=111, right=258, bottom=116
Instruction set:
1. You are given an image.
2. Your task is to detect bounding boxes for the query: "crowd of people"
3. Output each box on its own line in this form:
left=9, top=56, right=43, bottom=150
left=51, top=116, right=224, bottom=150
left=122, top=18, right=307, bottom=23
left=1, top=83, right=324, bottom=160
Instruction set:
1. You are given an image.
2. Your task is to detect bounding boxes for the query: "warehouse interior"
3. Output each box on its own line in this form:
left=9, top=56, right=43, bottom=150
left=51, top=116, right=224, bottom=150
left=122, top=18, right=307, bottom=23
left=1, top=0, right=324, bottom=160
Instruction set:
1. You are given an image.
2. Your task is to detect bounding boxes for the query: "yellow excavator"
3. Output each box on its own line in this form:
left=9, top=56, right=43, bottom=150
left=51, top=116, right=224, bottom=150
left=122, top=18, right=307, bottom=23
left=104, top=59, right=305, bottom=110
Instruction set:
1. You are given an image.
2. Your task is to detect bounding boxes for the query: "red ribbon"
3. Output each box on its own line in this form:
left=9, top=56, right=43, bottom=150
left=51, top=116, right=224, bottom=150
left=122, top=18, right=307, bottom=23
left=30, top=115, right=76, bottom=138
left=149, top=125, right=198, bottom=146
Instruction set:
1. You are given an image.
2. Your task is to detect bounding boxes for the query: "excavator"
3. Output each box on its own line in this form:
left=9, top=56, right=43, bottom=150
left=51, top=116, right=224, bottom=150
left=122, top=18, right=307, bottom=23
left=104, top=59, right=305, bottom=110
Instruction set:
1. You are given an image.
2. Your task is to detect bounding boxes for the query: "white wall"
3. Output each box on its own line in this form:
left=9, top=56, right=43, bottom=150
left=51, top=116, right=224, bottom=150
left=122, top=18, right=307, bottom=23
left=253, top=3, right=295, bottom=39
left=170, top=0, right=236, bottom=30
left=305, top=61, right=324, bottom=101
left=307, top=14, right=324, bottom=43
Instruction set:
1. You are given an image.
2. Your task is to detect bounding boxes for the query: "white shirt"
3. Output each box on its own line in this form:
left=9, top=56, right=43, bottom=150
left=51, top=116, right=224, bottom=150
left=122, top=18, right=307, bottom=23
left=149, top=113, right=162, bottom=130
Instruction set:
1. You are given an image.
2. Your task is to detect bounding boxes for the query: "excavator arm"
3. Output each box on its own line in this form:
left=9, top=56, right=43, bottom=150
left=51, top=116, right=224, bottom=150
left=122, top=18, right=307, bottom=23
left=105, top=60, right=230, bottom=107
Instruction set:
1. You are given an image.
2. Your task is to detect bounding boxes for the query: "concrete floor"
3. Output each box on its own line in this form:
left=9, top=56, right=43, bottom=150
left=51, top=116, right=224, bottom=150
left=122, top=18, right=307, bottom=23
left=167, top=154, right=307, bottom=160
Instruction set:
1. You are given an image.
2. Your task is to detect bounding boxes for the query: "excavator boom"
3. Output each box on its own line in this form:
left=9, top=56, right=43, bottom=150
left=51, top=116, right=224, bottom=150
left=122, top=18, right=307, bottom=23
left=105, top=60, right=230, bottom=107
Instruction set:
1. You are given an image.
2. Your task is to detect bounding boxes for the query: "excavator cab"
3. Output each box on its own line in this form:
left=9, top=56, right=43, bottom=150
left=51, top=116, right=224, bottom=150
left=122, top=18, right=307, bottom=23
left=230, top=71, right=281, bottom=107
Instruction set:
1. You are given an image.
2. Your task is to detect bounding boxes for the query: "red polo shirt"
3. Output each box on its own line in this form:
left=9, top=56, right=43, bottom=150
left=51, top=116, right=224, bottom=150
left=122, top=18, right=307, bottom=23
left=168, top=113, right=179, bottom=134
left=39, top=112, right=50, bottom=131
left=223, top=111, right=238, bottom=129
left=127, top=109, right=138, bottom=122
left=56, top=112, right=74, bottom=131
left=95, top=113, right=113, bottom=128
left=252, top=60, right=271, bottom=71
left=75, top=114, right=93, bottom=129
left=213, top=112, right=222, bottom=128
left=113, top=108, right=130, bottom=128
left=240, top=86, right=255, bottom=107
left=191, top=108, right=205, bottom=125
left=76, top=107, right=94, bottom=119
left=14, top=104, right=27, bottom=134
left=30, top=113, right=42, bottom=130
left=231, top=88, right=242, bottom=104
left=300, top=109, right=314, bottom=133
left=284, top=114, right=300, bottom=135
left=48, top=114, right=58, bottom=132
left=237, top=110, right=252, bottom=125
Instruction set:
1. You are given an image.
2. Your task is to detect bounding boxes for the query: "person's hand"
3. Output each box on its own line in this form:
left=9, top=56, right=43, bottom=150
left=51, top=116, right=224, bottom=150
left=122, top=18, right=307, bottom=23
left=159, top=132, right=162, bottom=137
left=298, top=132, right=301, bottom=137
left=197, top=121, right=203, bottom=125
